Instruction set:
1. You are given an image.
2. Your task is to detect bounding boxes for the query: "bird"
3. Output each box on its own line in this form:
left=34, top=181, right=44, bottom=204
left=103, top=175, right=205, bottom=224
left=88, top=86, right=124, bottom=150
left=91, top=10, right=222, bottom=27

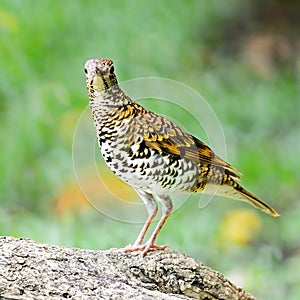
left=84, top=58, right=279, bottom=256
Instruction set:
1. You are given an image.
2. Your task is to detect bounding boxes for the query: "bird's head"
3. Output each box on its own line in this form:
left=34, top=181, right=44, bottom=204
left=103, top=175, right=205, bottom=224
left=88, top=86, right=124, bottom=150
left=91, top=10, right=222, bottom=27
left=84, top=58, right=118, bottom=94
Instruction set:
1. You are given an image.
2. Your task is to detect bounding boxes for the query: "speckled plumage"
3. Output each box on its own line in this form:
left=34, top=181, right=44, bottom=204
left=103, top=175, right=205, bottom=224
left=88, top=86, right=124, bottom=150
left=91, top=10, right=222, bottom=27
left=84, top=58, right=279, bottom=255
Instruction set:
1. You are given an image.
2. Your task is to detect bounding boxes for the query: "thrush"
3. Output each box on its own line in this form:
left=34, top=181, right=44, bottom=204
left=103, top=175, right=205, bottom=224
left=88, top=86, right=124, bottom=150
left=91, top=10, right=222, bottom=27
left=84, top=58, right=279, bottom=256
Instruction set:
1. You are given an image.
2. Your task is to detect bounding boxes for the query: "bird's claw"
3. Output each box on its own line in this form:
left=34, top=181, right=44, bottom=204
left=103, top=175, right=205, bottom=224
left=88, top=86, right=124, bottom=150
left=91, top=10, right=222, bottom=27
left=124, top=242, right=169, bottom=256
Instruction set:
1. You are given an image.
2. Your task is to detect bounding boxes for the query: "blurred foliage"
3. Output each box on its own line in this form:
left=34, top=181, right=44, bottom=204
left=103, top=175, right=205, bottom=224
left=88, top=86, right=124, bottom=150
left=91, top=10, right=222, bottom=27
left=0, top=0, right=299, bottom=299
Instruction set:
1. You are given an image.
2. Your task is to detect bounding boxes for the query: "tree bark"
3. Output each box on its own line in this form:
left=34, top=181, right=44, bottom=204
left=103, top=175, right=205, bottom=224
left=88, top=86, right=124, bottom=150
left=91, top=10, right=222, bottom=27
left=0, top=236, right=255, bottom=300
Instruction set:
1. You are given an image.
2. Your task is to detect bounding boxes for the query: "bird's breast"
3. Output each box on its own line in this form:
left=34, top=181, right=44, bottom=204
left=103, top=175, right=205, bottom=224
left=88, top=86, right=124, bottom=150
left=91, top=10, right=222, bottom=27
left=99, top=135, right=202, bottom=194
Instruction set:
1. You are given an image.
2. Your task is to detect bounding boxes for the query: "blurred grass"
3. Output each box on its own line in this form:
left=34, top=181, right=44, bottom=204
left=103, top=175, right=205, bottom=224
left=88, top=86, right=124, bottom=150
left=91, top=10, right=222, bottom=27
left=0, top=0, right=299, bottom=299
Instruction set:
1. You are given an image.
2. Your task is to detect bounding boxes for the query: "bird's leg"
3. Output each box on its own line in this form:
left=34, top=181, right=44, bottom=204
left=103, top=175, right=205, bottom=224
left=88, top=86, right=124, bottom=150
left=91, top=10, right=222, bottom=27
left=133, top=196, right=158, bottom=246
left=141, top=195, right=173, bottom=256
left=124, top=189, right=158, bottom=251
left=124, top=194, right=174, bottom=256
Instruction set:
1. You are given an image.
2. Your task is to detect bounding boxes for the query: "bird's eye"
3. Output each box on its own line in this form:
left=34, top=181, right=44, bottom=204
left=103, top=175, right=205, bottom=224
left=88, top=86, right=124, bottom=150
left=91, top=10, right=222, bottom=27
left=84, top=68, right=88, bottom=74
left=110, top=66, right=114, bottom=74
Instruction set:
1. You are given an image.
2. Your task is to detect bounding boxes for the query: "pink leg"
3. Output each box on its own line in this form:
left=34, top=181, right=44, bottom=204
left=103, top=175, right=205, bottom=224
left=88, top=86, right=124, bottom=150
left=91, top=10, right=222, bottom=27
left=125, top=195, right=173, bottom=256
left=132, top=205, right=158, bottom=246
left=124, top=189, right=158, bottom=250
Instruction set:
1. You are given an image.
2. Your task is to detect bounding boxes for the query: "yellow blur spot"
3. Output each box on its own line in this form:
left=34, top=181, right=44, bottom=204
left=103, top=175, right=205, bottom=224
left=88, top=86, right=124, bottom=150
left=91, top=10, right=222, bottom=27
left=54, top=165, right=137, bottom=216
left=0, top=10, right=18, bottom=33
left=219, top=209, right=262, bottom=245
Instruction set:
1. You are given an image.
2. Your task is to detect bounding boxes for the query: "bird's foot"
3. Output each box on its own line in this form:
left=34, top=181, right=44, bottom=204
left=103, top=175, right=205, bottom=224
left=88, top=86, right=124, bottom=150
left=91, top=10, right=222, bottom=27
left=124, top=242, right=169, bottom=256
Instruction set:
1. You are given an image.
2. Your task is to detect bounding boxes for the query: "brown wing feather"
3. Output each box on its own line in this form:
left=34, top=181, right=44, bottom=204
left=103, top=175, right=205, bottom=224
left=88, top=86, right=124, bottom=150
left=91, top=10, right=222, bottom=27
left=136, top=110, right=242, bottom=180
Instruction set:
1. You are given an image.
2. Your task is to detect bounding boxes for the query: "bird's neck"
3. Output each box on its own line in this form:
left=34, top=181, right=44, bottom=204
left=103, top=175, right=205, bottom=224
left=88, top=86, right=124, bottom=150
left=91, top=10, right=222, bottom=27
left=89, top=84, right=131, bottom=115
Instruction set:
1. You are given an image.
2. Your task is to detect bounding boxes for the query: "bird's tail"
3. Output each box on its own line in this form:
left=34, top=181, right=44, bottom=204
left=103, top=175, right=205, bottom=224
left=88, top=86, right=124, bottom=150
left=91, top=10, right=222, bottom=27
left=203, top=177, right=280, bottom=217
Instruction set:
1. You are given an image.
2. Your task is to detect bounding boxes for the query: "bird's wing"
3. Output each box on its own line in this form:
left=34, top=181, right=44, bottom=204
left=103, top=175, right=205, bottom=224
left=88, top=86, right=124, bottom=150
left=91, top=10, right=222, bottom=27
left=134, top=110, right=242, bottom=181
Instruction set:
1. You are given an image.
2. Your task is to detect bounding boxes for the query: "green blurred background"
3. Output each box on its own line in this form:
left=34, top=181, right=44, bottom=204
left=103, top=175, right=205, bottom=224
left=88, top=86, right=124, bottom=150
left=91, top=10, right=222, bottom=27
left=1, top=0, right=299, bottom=298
